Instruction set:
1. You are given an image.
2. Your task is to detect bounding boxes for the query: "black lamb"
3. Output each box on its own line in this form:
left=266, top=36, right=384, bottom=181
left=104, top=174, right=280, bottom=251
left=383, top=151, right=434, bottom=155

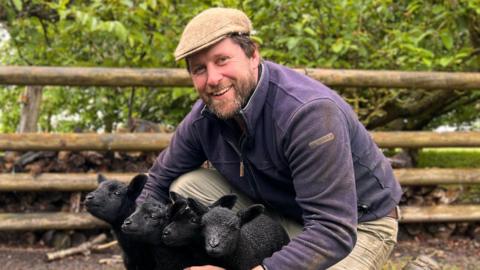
left=188, top=194, right=290, bottom=270
left=121, top=197, right=195, bottom=270
left=84, top=174, right=155, bottom=270
left=161, top=192, right=218, bottom=266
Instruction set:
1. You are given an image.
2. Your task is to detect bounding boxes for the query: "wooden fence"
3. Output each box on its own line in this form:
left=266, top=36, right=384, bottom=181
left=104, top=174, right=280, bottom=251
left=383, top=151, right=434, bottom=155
left=1, top=66, right=480, bottom=230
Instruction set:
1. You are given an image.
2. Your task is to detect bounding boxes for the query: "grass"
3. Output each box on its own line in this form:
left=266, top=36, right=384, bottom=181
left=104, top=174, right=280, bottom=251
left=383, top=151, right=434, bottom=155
left=401, top=148, right=480, bottom=203
left=417, top=148, right=480, bottom=168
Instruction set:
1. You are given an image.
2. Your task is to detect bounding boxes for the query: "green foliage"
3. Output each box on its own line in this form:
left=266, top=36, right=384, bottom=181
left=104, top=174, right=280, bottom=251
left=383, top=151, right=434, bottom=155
left=0, top=89, right=22, bottom=132
left=1, top=0, right=480, bottom=132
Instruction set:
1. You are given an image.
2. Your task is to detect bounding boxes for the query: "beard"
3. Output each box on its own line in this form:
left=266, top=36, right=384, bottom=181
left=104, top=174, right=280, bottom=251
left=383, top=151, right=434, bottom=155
left=202, top=70, right=257, bottom=120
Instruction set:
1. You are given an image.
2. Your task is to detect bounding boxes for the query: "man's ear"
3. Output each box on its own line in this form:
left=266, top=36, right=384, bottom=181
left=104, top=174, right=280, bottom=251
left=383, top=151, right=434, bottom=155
left=249, top=46, right=261, bottom=69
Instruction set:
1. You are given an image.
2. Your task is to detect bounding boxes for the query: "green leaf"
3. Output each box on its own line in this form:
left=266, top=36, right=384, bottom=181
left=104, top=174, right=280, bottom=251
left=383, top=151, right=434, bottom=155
left=172, top=88, right=187, bottom=100
left=331, top=40, right=344, bottom=53
left=440, top=30, right=454, bottom=50
left=286, top=37, right=300, bottom=50
left=148, top=0, right=158, bottom=9
left=12, top=0, right=23, bottom=11
left=304, top=27, right=316, bottom=37
left=251, top=36, right=263, bottom=45
left=113, top=22, right=128, bottom=42
left=439, top=57, right=453, bottom=67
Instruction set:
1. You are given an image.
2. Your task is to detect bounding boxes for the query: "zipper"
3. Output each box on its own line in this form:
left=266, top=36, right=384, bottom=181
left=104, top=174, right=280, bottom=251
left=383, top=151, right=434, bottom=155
left=224, top=139, right=243, bottom=176
left=224, top=136, right=264, bottom=203
left=238, top=132, right=274, bottom=208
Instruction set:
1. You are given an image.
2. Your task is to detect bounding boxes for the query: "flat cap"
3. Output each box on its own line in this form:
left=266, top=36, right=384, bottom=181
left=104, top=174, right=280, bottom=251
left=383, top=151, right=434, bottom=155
left=174, top=8, right=253, bottom=61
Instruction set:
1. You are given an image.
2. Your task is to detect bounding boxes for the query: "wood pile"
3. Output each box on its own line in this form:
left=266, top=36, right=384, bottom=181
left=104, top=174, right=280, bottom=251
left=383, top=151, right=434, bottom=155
left=1, top=150, right=158, bottom=175
left=391, top=150, right=479, bottom=241
left=0, top=149, right=159, bottom=249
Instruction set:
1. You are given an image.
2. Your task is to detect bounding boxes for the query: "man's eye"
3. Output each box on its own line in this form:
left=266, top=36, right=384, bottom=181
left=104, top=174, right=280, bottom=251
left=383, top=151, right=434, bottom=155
left=192, top=66, right=205, bottom=75
left=217, top=56, right=229, bottom=65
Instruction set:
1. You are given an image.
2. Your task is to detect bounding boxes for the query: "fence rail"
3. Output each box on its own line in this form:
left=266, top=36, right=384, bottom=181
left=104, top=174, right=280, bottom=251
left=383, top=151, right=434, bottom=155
left=1, top=205, right=478, bottom=230
left=1, top=131, right=480, bottom=151
left=0, top=212, right=108, bottom=230
left=0, top=169, right=479, bottom=192
left=2, top=66, right=480, bottom=90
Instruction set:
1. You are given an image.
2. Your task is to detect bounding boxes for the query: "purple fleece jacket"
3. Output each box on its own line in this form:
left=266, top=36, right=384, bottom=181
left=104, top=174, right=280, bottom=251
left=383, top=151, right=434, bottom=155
left=138, top=61, right=402, bottom=269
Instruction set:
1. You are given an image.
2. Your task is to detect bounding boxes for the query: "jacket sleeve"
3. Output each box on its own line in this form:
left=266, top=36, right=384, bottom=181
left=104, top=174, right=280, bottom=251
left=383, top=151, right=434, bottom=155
left=137, top=110, right=206, bottom=204
left=263, top=99, right=358, bottom=269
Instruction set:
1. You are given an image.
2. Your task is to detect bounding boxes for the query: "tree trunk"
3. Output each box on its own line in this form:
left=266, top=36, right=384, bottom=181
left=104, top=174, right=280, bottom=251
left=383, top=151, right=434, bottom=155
left=18, top=86, right=43, bottom=133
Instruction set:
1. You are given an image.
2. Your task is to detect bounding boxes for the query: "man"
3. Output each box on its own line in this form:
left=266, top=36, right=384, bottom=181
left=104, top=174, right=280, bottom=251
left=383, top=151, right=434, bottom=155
left=138, top=7, right=402, bottom=270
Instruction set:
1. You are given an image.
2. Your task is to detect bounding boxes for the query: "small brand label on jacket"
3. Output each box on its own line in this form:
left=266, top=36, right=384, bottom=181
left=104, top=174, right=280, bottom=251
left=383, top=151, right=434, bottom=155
left=308, top=132, right=335, bottom=148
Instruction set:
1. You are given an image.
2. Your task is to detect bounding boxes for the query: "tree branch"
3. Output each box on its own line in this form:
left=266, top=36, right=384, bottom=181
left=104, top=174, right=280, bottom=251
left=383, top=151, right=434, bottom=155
left=366, top=90, right=462, bottom=130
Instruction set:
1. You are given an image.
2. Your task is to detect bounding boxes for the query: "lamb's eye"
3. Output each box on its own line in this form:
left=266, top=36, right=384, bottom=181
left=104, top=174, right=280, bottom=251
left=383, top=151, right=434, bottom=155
left=190, top=217, right=199, bottom=223
left=150, top=213, right=157, bottom=219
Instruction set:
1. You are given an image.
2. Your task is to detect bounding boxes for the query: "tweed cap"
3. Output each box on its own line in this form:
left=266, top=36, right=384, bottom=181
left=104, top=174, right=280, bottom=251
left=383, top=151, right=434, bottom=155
left=174, top=8, right=253, bottom=61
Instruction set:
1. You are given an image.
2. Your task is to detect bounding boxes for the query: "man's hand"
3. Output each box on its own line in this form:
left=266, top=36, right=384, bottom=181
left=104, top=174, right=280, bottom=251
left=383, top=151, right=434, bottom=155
left=184, top=265, right=263, bottom=270
left=184, top=266, right=225, bottom=270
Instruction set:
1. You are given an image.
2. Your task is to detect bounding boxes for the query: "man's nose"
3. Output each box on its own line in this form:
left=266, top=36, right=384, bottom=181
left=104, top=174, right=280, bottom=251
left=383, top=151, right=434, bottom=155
left=206, top=66, right=223, bottom=86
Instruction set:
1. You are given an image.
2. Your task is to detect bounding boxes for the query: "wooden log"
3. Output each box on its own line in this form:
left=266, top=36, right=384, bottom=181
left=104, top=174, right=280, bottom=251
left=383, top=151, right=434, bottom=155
left=1, top=131, right=480, bottom=151
left=371, top=131, right=480, bottom=148
left=0, top=205, right=478, bottom=230
left=0, top=66, right=191, bottom=87
left=1, top=66, right=480, bottom=90
left=0, top=168, right=479, bottom=192
left=92, top=240, right=118, bottom=251
left=0, top=212, right=108, bottom=230
left=45, top=233, right=108, bottom=261
left=400, top=205, right=480, bottom=223
left=393, top=168, right=480, bottom=185
left=0, top=133, right=172, bottom=151
left=0, top=173, right=135, bottom=191
left=99, top=255, right=123, bottom=265
left=303, top=68, right=480, bottom=90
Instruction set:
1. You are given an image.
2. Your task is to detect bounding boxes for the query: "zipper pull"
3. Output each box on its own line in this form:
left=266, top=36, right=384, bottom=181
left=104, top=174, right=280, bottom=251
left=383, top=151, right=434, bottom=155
left=240, top=161, right=244, bottom=177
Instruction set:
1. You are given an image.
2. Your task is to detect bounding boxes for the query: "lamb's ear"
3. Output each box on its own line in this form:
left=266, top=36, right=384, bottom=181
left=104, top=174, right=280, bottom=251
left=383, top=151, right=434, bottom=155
left=237, top=204, right=264, bottom=227
left=127, top=174, right=148, bottom=200
left=187, top=198, right=208, bottom=216
left=210, top=194, right=237, bottom=209
left=97, top=174, right=107, bottom=184
left=168, top=200, right=187, bottom=218
left=169, top=191, right=186, bottom=203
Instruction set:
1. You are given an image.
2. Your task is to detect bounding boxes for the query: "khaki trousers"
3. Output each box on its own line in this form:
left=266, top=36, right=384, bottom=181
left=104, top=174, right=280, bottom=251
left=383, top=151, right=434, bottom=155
left=170, top=168, right=398, bottom=270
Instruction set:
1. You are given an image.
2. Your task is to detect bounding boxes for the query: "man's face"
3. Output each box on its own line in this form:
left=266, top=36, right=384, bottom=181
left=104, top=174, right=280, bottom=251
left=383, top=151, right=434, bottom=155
left=188, top=38, right=260, bottom=119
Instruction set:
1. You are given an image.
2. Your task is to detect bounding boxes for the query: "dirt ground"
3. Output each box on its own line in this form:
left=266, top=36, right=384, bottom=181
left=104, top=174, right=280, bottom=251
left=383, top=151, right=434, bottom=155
left=0, top=237, right=478, bottom=270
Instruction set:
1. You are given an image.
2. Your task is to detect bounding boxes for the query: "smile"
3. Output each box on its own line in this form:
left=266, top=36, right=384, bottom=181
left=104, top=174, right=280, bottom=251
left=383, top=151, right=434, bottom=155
left=211, top=85, right=232, bottom=97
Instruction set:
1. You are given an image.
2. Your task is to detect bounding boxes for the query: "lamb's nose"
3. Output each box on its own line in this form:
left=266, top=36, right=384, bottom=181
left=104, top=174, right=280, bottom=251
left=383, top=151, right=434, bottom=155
left=208, top=238, right=219, bottom=248
left=163, top=230, right=170, bottom=237
left=123, top=218, right=132, bottom=225
left=85, top=194, right=94, bottom=201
